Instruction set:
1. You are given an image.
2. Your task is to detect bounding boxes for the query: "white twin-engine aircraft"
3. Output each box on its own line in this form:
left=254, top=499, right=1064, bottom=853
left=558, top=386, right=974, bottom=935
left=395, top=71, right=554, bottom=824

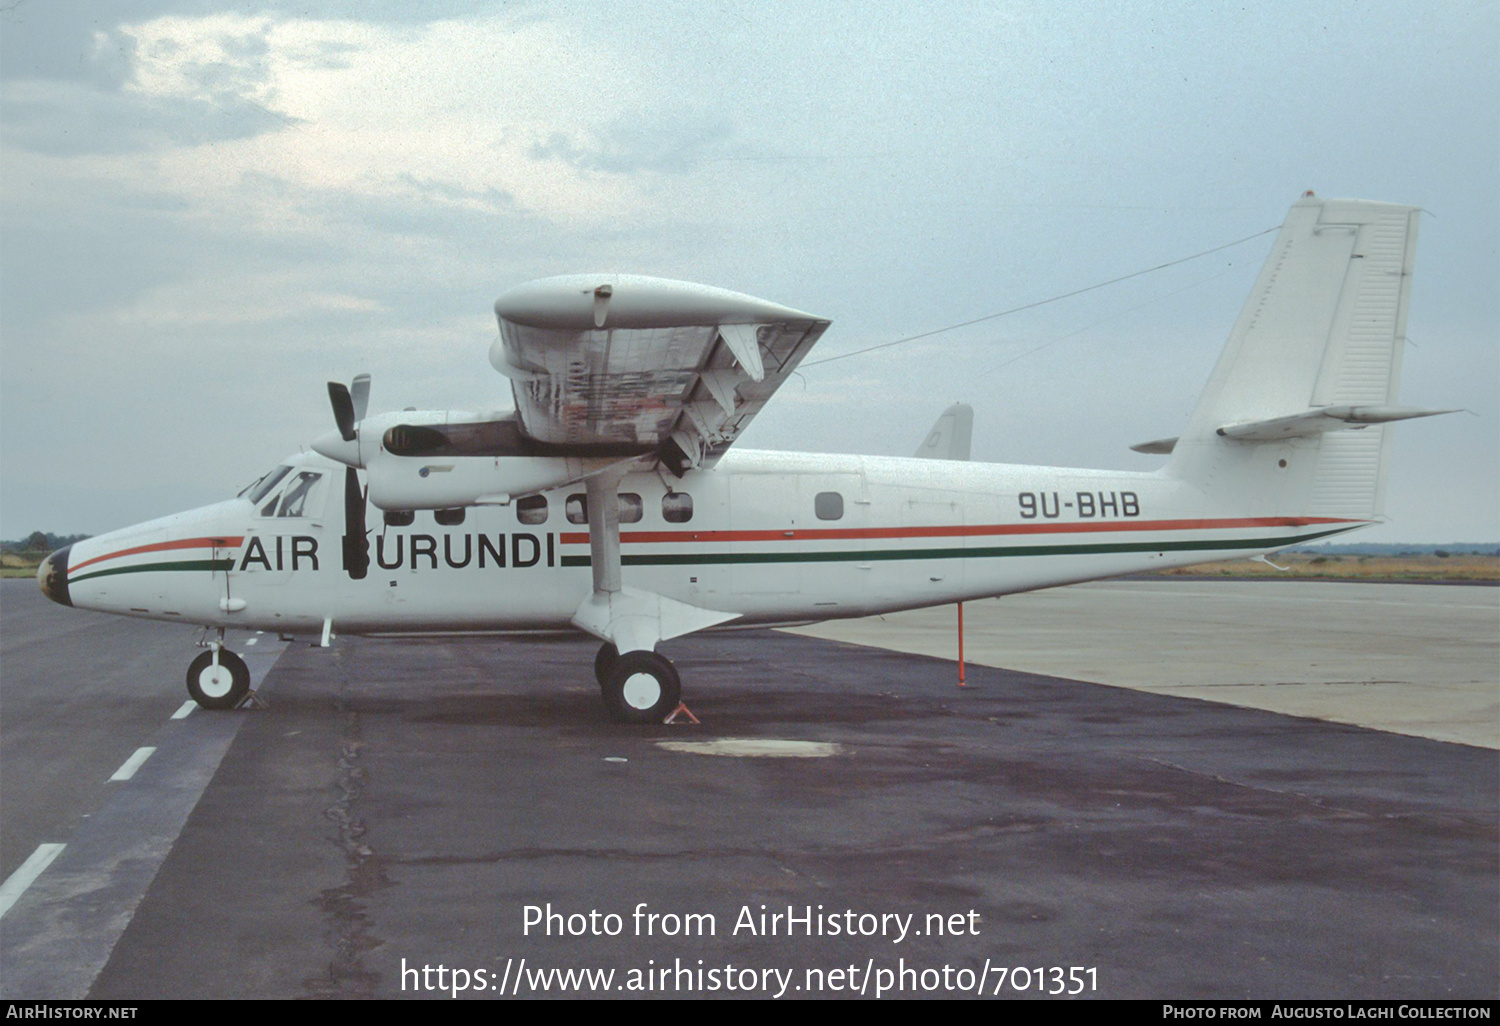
left=39, top=195, right=1453, bottom=722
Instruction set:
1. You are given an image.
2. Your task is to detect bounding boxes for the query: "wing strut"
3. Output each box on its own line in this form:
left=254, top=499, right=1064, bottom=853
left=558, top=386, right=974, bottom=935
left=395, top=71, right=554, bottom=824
left=570, top=472, right=740, bottom=654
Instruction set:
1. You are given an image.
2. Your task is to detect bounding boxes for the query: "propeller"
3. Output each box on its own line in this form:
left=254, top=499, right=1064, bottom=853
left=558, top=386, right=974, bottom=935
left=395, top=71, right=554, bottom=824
left=323, top=375, right=372, bottom=580
left=343, top=465, right=369, bottom=580
left=350, top=373, right=370, bottom=421
left=328, top=381, right=356, bottom=442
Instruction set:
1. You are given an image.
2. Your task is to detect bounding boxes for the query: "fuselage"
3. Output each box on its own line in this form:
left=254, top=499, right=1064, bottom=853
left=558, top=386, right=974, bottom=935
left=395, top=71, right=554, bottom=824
left=41, top=448, right=1366, bottom=636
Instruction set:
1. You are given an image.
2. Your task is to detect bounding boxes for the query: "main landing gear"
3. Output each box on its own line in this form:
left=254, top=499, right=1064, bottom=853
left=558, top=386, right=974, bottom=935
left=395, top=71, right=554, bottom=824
left=594, top=642, right=681, bottom=724
left=577, top=473, right=719, bottom=725
left=186, top=645, right=249, bottom=709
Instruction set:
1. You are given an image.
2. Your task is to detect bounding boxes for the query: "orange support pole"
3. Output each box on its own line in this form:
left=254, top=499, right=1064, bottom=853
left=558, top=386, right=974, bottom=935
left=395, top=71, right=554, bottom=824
left=957, top=601, right=966, bottom=687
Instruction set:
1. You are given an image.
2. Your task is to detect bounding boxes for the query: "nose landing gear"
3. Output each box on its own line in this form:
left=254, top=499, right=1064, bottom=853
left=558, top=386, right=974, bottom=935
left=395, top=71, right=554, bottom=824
left=186, top=638, right=250, bottom=709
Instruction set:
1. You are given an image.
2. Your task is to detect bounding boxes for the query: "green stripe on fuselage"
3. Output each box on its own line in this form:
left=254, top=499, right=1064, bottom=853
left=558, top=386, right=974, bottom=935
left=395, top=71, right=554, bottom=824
left=558, top=527, right=1357, bottom=568
left=68, top=559, right=234, bottom=584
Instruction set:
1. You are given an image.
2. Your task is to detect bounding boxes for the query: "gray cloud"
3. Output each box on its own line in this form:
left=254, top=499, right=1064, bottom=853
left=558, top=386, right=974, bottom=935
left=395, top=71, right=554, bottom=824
left=2, top=80, right=295, bottom=155
left=529, top=114, right=736, bottom=175
left=0, top=0, right=537, bottom=83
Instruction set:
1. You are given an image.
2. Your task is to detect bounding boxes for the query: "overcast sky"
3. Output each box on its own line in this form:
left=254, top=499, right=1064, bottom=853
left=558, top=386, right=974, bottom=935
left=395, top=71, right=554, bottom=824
left=2, top=0, right=1495, bottom=543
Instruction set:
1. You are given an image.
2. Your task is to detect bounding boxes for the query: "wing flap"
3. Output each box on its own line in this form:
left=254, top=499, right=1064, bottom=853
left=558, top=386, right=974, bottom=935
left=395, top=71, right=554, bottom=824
left=491, top=275, right=830, bottom=468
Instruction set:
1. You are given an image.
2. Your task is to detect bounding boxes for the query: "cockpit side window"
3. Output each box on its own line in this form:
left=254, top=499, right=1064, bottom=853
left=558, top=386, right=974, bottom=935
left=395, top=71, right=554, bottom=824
left=254, top=470, right=325, bottom=518
left=243, top=465, right=293, bottom=504
left=275, top=471, right=324, bottom=518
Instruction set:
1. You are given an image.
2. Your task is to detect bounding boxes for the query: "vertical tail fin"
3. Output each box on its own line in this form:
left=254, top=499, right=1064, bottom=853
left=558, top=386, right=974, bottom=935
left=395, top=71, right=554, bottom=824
left=914, top=403, right=974, bottom=460
left=1169, top=194, right=1425, bottom=520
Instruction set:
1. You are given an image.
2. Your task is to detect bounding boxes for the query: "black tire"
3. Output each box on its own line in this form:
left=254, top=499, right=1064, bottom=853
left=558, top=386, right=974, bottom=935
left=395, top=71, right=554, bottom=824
left=601, top=650, right=681, bottom=724
left=186, top=648, right=250, bottom=710
left=594, top=642, right=619, bottom=686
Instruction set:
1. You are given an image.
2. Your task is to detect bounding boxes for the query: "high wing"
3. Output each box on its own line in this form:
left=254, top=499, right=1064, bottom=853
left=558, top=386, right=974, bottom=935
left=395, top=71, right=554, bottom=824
left=489, top=275, right=830, bottom=474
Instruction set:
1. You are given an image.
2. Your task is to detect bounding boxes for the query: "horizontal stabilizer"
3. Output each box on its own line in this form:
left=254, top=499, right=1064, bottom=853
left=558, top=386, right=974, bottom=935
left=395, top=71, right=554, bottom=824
left=1216, top=405, right=1457, bottom=442
left=1130, top=436, right=1178, bottom=455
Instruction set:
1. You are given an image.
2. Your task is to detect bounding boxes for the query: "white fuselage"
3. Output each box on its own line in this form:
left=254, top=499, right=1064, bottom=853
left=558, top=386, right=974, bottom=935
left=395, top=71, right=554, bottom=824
left=55, top=448, right=1364, bottom=636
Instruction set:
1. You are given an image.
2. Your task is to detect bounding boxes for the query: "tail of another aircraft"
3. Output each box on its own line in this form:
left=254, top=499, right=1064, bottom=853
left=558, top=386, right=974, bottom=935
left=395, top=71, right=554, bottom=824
left=914, top=403, right=974, bottom=460
left=1166, top=193, right=1448, bottom=520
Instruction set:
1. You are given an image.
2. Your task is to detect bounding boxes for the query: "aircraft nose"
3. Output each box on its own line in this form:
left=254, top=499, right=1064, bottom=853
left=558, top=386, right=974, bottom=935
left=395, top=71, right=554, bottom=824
left=36, top=545, right=72, bottom=607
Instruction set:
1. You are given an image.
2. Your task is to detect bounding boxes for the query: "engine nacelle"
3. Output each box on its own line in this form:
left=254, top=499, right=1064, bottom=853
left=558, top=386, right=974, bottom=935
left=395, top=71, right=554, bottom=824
left=365, top=451, right=619, bottom=510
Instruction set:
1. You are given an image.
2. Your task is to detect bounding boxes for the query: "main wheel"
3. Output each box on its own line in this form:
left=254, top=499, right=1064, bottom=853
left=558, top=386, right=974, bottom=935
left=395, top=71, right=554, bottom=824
left=601, top=651, right=681, bottom=724
left=594, top=642, right=619, bottom=686
left=186, top=648, right=250, bottom=710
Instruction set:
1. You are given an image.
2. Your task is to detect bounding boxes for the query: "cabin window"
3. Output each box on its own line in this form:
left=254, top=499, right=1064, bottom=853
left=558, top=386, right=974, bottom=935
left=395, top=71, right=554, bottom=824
left=565, top=492, right=644, bottom=524
left=516, top=495, right=548, bottom=525
left=814, top=491, right=844, bottom=521
left=262, top=471, right=323, bottom=518
left=662, top=492, right=693, bottom=523
left=566, top=494, right=588, bottom=524
left=383, top=510, right=415, bottom=527
left=434, top=508, right=465, bottom=526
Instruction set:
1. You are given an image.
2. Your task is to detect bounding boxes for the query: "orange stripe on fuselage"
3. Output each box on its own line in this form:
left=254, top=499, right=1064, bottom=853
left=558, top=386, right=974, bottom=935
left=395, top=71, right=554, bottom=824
left=67, top=536, right=244, bottom=575
left=557, top=516, right=1363, bottom=547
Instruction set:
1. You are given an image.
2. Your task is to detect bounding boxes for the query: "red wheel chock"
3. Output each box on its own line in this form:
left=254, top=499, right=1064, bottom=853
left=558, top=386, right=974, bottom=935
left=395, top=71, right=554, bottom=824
left=663, top=702, right=700, bottom=725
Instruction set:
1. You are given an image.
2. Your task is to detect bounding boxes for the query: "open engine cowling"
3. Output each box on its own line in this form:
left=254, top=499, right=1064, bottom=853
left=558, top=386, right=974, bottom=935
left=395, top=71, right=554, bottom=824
left=317, top=410, right=648, bottom=510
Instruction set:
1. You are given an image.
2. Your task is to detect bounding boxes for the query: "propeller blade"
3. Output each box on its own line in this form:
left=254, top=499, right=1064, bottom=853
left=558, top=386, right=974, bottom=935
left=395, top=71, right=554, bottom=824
left=328, top=381, right=356, bottom=442
left=342, top=466, right=369, bottom=580
left=350, top=374, right=371, bottom=422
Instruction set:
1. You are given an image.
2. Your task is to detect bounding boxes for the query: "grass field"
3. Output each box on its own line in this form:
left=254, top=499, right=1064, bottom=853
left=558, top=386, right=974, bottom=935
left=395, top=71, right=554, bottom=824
left=1, top=553, right=41, bottom=578
left=1148, top=552, right=1499, bottom=582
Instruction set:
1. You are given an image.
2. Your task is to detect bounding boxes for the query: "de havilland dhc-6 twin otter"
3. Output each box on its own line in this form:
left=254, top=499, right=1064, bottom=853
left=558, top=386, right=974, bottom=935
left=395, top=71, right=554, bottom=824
left=38, top=194, right=1455, bottom=722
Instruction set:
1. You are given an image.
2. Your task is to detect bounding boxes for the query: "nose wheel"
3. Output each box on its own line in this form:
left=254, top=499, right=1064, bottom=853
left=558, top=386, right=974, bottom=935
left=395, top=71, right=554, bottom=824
left=599, top=650, right=680, bottom=724
left=186, top=648, right=250, bottom=709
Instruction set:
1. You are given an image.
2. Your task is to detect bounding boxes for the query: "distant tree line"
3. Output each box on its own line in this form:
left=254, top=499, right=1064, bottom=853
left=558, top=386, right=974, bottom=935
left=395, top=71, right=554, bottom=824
left=1, top=532, right=92, bottom=556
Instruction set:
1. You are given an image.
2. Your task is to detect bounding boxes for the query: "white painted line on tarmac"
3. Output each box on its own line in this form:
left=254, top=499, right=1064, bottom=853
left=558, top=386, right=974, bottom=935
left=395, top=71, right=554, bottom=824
left=246, top=637, right=258, bottom=646
left=1, top=638, right=294, bottom=998
left=0, top=845, right=66, bottom=920
left=109, top=747, right=156, bottom=782
left=171, top=701, right=196, bottom=720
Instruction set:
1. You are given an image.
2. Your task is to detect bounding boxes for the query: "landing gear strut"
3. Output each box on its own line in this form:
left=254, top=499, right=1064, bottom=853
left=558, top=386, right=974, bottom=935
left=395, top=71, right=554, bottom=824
left=186, top=646, right=250, bottom=709
left=599, top=650, right=681, bottom=724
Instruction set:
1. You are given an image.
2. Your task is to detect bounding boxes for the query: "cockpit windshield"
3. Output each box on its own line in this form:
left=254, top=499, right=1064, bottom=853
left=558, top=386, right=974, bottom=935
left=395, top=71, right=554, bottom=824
left=269, top=471, right=324, bottom=518
left=241, top=465, right=293, bottom=504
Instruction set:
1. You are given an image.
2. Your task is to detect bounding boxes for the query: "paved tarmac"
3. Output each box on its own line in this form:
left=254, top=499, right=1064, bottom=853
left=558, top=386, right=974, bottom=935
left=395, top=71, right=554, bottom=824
left=0, top=582, right=289, bottom=879
left=1, top=580, right=223, bottom=879
left=1, top=579, right=1495, bottom=1000
left=789, top=580, right=1500, bottom=748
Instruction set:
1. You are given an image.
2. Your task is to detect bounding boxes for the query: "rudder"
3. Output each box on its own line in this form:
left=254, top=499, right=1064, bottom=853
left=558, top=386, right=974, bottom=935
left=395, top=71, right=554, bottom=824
left=1169, top=194, right=1425, bottom=521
